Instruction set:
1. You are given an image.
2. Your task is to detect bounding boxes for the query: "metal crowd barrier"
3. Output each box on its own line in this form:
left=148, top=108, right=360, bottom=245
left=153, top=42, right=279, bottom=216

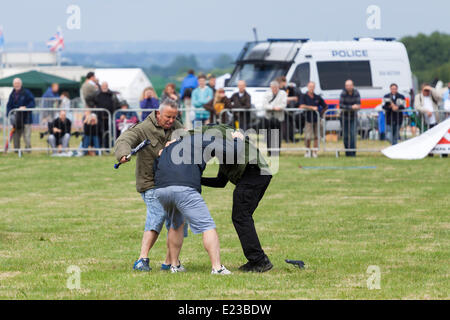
left=216, top=108, right=321, bottom=153
left=5, top=107, right=112, bottom=157
left=322, top=108, right=450, bottom=156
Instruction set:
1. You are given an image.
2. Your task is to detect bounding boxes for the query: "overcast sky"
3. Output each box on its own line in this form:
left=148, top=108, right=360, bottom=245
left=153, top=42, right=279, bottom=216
left=0, top=0, right=449, bottom=42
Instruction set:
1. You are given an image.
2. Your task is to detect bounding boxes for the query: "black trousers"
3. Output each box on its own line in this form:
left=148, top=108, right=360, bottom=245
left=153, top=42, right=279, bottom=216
left=264, top=117, right=282, bottom=156
left=232, top=165, right=272, bottom=264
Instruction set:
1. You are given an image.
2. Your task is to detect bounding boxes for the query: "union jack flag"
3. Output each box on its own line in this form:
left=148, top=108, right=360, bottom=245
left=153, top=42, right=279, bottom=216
left=46, top=29, right=64, bottom=52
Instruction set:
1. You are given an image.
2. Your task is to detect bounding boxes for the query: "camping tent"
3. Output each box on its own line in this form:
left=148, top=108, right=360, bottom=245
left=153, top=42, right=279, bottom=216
left=0, top=70, right=80, bottom=98
left=94, top=68, right=152, bottom=107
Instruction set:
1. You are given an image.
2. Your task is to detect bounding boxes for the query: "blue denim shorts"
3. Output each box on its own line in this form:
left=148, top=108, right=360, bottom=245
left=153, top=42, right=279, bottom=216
left=155, top=186, right=216, bottom=234
left=141, top=188, right=187, bottom=234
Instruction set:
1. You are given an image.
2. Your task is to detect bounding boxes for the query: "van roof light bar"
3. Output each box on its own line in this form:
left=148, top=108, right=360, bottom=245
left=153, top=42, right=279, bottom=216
left=267, top=38, right=310, bottom=43
left=353, top=37, right=396, bottom=41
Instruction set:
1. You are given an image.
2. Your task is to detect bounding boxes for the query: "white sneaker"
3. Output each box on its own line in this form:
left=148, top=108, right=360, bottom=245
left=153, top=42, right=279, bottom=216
left=211, top=265, right=232, bottom=275
left=312, top=151, right=318, bottom=158
left=170, top=264, right=186, bottom=273
left=304, top=150, right=311, bottom=158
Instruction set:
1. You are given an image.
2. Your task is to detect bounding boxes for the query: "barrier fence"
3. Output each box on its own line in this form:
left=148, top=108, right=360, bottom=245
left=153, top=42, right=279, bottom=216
left=5, top=107, right=112, bottom=156
left=2, top=99, right=449, bottom=157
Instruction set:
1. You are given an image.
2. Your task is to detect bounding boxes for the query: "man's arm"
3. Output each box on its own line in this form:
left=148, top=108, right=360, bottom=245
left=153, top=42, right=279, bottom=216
left=201, top=170, right=229, bottom=188
left=26, top=90, right=35, bottom=109
left=114, top=125, right=142, bottom=162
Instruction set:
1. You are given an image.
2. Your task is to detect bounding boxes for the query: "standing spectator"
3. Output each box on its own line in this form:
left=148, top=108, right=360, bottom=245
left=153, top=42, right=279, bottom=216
left=230, top=80, right=252, bottom=130
left=115, top=101, right=139, bottom=138
left=207, top=74, right=217, bottom=96
left=82, top=111, right=100, bottom=156
left=80, top=71, right=98, bottom=108
left=160, top=83, right=180, bottom=106
left=93, top=81, right=121, bottom=148
left=192, top=74, right=214, bottom=127
left=140, top=87, right=159, bottom=121
left=414, top=84, right=442, bottom=130
left=263, top=81, right=287, bottom=156
left=48, top=110, right=71, bottom=154
left=383, top=83, right=406, bottom=145
left=6, top=78, right=35, bottom=151
left=180, top=69, right=198, bottom=100
left=300, top=81, right=328, bottom=158
left=42, top=82, right=59, bottom=123
left=339, top=79, right=361, bottom=157
left=204, top=88, right=231, bottom=124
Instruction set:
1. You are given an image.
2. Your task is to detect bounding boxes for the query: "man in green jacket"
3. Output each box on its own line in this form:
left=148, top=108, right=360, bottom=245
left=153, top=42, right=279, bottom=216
left=197, top=124, right=274, bottom=272
left=114, top=99, right=185, bottom=271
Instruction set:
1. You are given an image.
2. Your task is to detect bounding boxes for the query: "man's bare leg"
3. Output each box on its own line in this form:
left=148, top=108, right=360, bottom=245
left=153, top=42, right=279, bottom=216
left=168, top=223, right=185, bottom=266
left=202, top=228, right=221, bottom=270
left=139, top=230, right=159, bottom=259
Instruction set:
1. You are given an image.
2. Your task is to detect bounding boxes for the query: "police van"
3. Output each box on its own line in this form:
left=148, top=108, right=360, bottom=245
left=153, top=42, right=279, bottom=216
left=224, top=38, right=413, bottom=117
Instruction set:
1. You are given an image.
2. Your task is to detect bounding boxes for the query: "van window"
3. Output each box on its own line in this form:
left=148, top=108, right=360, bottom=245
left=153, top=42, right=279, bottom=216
left=317, top=61, right=372, bottom=90
left=290, top=63, right=310, bottom=88
left=228, top=62, right=290, bottom=87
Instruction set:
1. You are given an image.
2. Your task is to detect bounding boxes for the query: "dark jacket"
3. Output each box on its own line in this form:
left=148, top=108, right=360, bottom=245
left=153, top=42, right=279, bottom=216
left=300, top=93, right=328, bottom=122
left=339, top=89, right=361, bottom=119
left=7, top=88, right=35, bottom=126
left=93, top=90, right=120, bottom=121
left=50, top=117, right=71, bottom=140
left=382, top=93, right=405, bottom=125
left=230, top=91, right=251, bottom=109
left=154, top=133, right=241, bottom=193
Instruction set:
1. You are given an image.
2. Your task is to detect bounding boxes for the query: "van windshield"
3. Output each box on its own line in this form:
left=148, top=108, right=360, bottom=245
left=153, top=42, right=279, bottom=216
left=228, top=62, right=290, bottom=87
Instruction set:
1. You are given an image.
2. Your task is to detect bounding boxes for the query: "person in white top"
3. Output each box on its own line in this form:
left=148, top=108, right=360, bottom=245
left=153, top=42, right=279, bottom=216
left=263, top=81, right=287, bottom=156
left=414, top=84, right=442, bottom=129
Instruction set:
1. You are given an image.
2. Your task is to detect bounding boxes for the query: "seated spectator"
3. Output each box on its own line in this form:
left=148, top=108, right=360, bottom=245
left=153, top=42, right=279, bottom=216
left=115, top=101, right=139, bottom=137
left=161, top=83, right=180, bottom=107
left=48, top=110, right=71, bottom=154
left=230, top=80, right=252, bottom=130
left=140, top=87, right=159, bottom=121
left=82, top=111, right=100, bottom=156
left=204, top=88, right=232, bottom=124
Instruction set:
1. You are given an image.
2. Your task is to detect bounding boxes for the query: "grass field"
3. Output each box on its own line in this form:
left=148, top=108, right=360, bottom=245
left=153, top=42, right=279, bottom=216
left=0, top=153, right=449, bottom=299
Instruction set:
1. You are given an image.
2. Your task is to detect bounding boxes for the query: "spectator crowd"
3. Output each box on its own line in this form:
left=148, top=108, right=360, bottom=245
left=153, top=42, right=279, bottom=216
left=5, top=68, right=450, bottom=157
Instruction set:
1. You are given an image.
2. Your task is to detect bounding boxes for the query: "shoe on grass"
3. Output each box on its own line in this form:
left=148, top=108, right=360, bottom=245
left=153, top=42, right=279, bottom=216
left=170, top=264, right=187, bottom=273
left=238, top=261, right=253, bottom=272
left=211, top=265, right=232, bottom=275
left=161, top=263, right=171, bottom=271
left=133, top=258, right=151, bottom=271
left=247, top=257, right=273, bottom=273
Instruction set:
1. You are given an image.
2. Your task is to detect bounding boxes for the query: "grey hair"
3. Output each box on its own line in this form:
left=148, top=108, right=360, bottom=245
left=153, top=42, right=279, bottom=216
left=159, top=98, right=179, bottom=112
left=270, top=81, right=279, bottom=88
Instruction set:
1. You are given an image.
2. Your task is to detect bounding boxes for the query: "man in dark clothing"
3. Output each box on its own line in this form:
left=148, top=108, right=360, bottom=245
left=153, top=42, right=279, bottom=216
left=230, top=80, right=252, bottom=130
left=300, top=81, right=327, bottom=158
left=383, top=83, right=405, bottom=145
left=339, top=80, right=361, bottom=157
left=93, top=81, right=120, bottom=148
left=199, top=124, right=273, bottom=273
left=6, top=78, right=36, bottom=151
left=48, top=110, right=72, bottom=153
left=153, top=132, right=241, bottom=274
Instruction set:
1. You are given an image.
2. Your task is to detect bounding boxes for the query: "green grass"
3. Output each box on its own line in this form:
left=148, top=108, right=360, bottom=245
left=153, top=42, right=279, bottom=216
left=0, top=153, right=449, bottom=299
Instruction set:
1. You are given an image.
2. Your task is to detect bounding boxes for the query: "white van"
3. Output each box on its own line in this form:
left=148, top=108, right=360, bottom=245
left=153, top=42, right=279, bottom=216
left=225, top=38, right=413, bottom=117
